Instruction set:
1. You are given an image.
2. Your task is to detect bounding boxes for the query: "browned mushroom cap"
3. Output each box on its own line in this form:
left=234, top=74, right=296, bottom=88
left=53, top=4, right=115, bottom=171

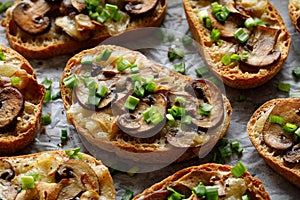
left=114, top=93, right=167, bottom=138
left=0, top=160, right=15, bottom=181
left=184, top=79, right=224, bottom=129
left=283, top=144, right=300, bottom=164
left=12, top=2, right=51, bottom=35
left=262, top=99, right=300, bottom=150
left=0, top=87, right=24, bottom=129
left=237, top=26, right=281, bottom=67
left=71, top=0, right=85, bottom=12
left=124, top=0, right=158, bottom=15
left=55, top=159, right=100, bottom=199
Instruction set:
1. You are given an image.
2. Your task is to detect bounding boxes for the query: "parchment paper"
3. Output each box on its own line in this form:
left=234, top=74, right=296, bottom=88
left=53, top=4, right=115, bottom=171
left=0, top=0, right=299, bottom=199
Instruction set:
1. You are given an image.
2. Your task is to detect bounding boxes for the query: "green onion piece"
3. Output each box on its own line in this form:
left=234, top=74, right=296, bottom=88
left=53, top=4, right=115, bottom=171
left=105, top=3, right=118, bottom=12
left=283, top=123, right=298, bottom=133
left=96, top=85, right=108, bottom=97
left=182, top=36, right=193, bottom=46
left=230, top=54, right=240, bottom=61
left=231, top=162, right=248, bottom=178
left=0, top=49, right=6, bottom=60
left=244, top=17, right=256, bottom=29
left=291, top=93, right=300, bottom=98
left=21, top=176, right=35, bottom=189
left=151, top=112, right=164, bottom=125
left=145, top=81, right=156, bottom=92
left=117, top=57, right=132, bottom=72
left=199, top=103, right=214, bottom=116
left=230, top=139, right=239, bottom=149
left=81, top=55, right=93, bottom=65
left=41, top=78, right=52, bottom=90
left=86, top=94, right=101, bottom=106
left=214, top=6, right=230, bottom=22
left=89, top=11, right=99, bottom=20
left=175, top=96, right=186, bottom=106
left=210, top=28, right=221, bottom=40
left=168, top=47, right=185, bottom=62
left=166, top=113, right=176, bottom=126
left=63, top=74, right=79, bottom=88
left=168, top=105, right=186, bottom=118
left=205, top=17, right=212, bottom=29
left=0, top=1, right=13, bottom=14
left=241, top=51, right=249, bottom=60
left=111, top=10, right=122, bottom=21
left=294, top=127, right=300, bottom=138
left=211, top=2, right=222, bottom=14
left=124, top=95, right=140, bottom=111
left=142, top=75, right=154, bottom=84
left=292, top=66, right=300, bottom=79
left=143, top=106, right=164, bottom=124
left=242, top=193, right=250, bottom=200
left=130, top=64, right=139, bottom=73
left=167, top=186, right=185, bottom=200
left=218, top=145, right=232, bottom=158
left=195, top=67, right=209, bottom=78
left=197, top=9, right=209, bottom=23
left=133, top=81, right=145, bottom=97
left=205, top=186, right=219, bottom=200
left=181, top=115, right=192, bottom=124
left=164, top=33, right=175, bottom=42
left=142, top=107, right=152, bottom=123
left=121, top=189, right=134, bottom=200
left=269, top=115, right=284, bottom=125
left=61, top=129, right=68, bottom=141
left=174, top=62, right=186, bottom=74
left=41, top=114, right=51, bottom=125
left=65, top=147, right=82, bottom=160
left=44, top=90, right=51, bottom=103
left=10, top=76, right=20, bottom=85
left=221, top=54, right=231, bottom=65
left=96, top=48, right=112, bottom=62
left=235, top=94, right=246, bottom=102
left=212, top=152, right=224, bottom=164
left=192, top=182, right=206, bottom=197
left=277, top=82, right=290, bottom=92
left=51, top=91, right=61, bottom=100
left=98, top=9, right=111, bottom=23
left=234, top=28, right=249, bottom=43
left=130, top=73, right=142, bottom=82
left=217, top=138, right=228, bottom=147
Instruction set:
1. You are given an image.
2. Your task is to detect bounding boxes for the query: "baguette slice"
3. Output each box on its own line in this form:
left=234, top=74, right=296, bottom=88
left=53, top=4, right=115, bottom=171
left=0, top=150, right=116, bottom=199
left=289, top=0, right=300, bottom=32
left=182, top=0, right=291, bottom=89
left=0, top=45, right=45, bottom=154
left=247, top=98, right=300, bottom=188
left=133, top=163, right=270, bottom=200
left=60, top=45, right=232, bottom=167
left=1, top=0, right=167, bottom=59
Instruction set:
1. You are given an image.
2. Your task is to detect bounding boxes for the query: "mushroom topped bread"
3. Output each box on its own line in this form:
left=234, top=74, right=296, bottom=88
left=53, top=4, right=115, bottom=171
left=247, top=98, right=300, bottom=188
left=289, top=0, right=300, bottom=33
left=0, top=149, right=116, bottom=199
left=133, top=163, right=270, bottom=200
left=0, top=45, right=45, bottom=155
left=1, top=0, right=167, bottom=59
left=182, top=0, right=291, bottom=89
left=60, top=45, right=232, bottom=169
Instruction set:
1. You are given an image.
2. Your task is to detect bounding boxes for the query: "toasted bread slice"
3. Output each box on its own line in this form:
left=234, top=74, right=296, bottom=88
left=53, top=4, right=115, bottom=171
left=182, top=0, right=291, bottom=89
left=247, top=98, right=300, bottom=188
left=0, top=150, right=115, bottom=199
left=289, top=0, right=300, bottom=32
left=133, top=163, right=270, bottom=200
left=1, top=0, right=167, bottom=59
left=60, top=45, right=232, bottom=167
left=0, top=45, right=45, bottom=154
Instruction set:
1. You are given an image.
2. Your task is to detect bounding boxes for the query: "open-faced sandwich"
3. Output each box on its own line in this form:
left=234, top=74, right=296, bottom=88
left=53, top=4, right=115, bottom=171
left=133, top=162, right=270, bottom=200
left=247, top=98, right=300, bottom=188
left=0, top=149, right=116, bottom=199
left=182, top=0, right=291, bottom=89
left=0, top=45, right=45, bottom=155
left=1, top=0, right=167, bottom=59
left=60, top=45, right=232, bottom=168
left=289, top=0, right=300, bottom=33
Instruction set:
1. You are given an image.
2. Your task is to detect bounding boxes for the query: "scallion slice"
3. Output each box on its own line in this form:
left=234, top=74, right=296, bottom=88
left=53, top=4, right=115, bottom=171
left=166, top=113, right=176, bottom=126
left=167, top=186, right=185, bottom=200
left=205, top=186, right=219, bottom=200
left=218, top=145, right=232, bottom=158
left=10, top=76, right=20, bottom=85
left=234, top=28, right=249, bottom=43
left=117, top=57, right=132, bottom=72
left=121, top=189, right=134, bottom=200
left=210, top=28, right=221, bottom=40
left=292, top=66, right=300, bottom=79
left=145, top=81, right=156, bottom=92
left=168, top=47, right=184, bottom=62
left=192, top=182, right=206, bottom=197
left=294, top=127, right=300, bottom=138
left=197, top=9, right=209, bottom=23
left=86, top=94, right=101, bottom=106
left=181, top=115, right=192, bottom=124
left=195, top=67, right=209, bottom=78
left=241, top=51, right=249, bottom=60
left=21, top=175, right=35, bottom=189
left=231, top=162, right=248, bottom=178
left=277, top=82, right=290, bottom=92
left=283, top=122, right=298, bottom=133
left=168, top=105, right=186, bottom=118
left=269, top=115, right=284, bottom=125
left=43, top=90, right=51, bottom=103
left=142, top=106, right=164, bottom=124
left=81, top=55, right=93, bottom=65
left=61, top=129, right=68, bottom=141
left=221, top=54, right=231, bottom=65
left=174, top=62, right=186, bottom=74
left=96, top=48, right=112, bottom=62
left=182, top=36, right=193, bottom=46
left=133, top=81, right=145, bottom=97
left=230, top=54, right=240, bottom=61
left=41, top=78, right=52, bottom=90
left=65, top=147, right=83, bottom=160
left=199, top=103, right=214, bottom=116
left=124, top=95, right=140, bottom=111
left=0, top=49, right=5, bottom=60
left=63, top=74, right=79, bottom=88
left=175, top=96, right=186, bottom=106
left=41, top=113, right=51, bottom=125
left=96, top=85, right=108, bottom=97
left=98, top=8, right=111, bottom=23
left=52, top=91, right=61, bottom=100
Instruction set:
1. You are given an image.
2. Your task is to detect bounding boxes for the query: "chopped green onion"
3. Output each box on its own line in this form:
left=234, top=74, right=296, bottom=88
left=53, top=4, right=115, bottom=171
left=21, top=176, right=35, bottom=189
left=242, top=193, right=250, bottom=200
left=217, top=138, right=228, bottom=147
left=192, top=182, right=206, bottom=197
left=167, top=186, right=185, bottom=200
left=61, top=129, right=68, bottom=141
left=133, top=81, right=145, bottom=97
left=269, top=115, right=284, bottom=125
left=142, top=75, right=154, bottom=84
left=81, top=55, right=93, bottom=65
left=41, top=113, right=51, bottom=125
left=124, top=95, right=140, bottom=111
left=111, top=10, right=122, bottom=21
left=210, top=28, right=221, bottom=40
left=205, top=186, right=219, bottom=200
left=166, top=113, right=176, bottom=126
left=294, top=127, right=300, bottom=138
left=142, top=106, right=164, bottom=124
left=41, top=78, right=52, bottom=90
left=174, top=62, right=186, bottom=74
left=10, top=76, right=20, bottom=85
left=65, top=147, right=83, bottom=160
left=181, top=115, right=192, bottom=124
left=195, top=67, right=209, bottom=78
left=199, top=103, right=214, bottom=116
left=291, top=93, right=300, bottom=98
left=277, top=82, right=290, bottom=92
left=231, top=162, right=248, bottom=178
left=86, top=94, right=101, bottom=106
left=168, top=47, right=185, bottom=62
left=244, top=17, right=256, bottom=29
left=175, top=96, right=186, bottom=106
left=164, top=33, right=175, bottom=42
left=117, top=57, right=132, bottom=72
left=168, top=105, right=186, bottom=118
left=221, top=54, right=231, bottom=65
left=63, top=74, right=79, bottom=88
left=130, top=64, right=139, bottom=73
left=105, top=3, right=118, bottom=12
left=230, top=139, right=239, bottom=149
left=198, top=9, right=209, bottom=23
left=98, top=8, right=111, bottom=23
left=151, top=112, right=164, bottom=125
left=241, top=51, right=249, bottom=60
left=0, top=1, right=13, bottom=14
left=96, top=85, right=108, bottom=97
left=292, top=66, right=300, bottom=79
left=235, top=94, right=246, bottom=102
left=182, top=36, right=193, bottom=46
left=96, top=48, right=112, bottom=62
left=230, top=54, right=240, bottom=61
left=145, top=81, right=156, bottom=92
left=121, top=189, right=134, bottom=200
left=44, top=90, right=51, bottom=103
left=0, top=49, right=6, bottom=60
left=283, top=123, right=298, bottom=133
left=211, top=2, right=222, bottom=15
left=218, top=145, right=232, bottom=158
left=130, top=73, right=142, bottom=82
left=211, top=2, right=230, bottom=22
left=234, top=28, right=249, bottom=43
left=51, top=91, right=61, bottom=100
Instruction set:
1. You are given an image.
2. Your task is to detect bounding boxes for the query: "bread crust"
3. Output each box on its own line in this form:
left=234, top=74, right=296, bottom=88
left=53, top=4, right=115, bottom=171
left=0, top=45, right=45, bottom=155
left=133, top=163, right=270, bottom=200
left=289, top=0, right=300, bottom=33
left=1, top=0, right=167, bottom=59
left=0, top=150, right=116, bottom=199
left=247, top=98, right=300, bottom=188
left=60, top=45, right=232, bottom=165
left=182, top=0, right=291, bottom=89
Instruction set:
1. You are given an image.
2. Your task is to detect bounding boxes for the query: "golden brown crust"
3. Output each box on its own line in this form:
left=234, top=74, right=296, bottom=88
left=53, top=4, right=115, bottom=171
left=2, top=0, right=167, bottom=59
left=133, top=163, right=270, bottom=200
left=60, top=45, right=232, bottom=164
left=0, top=45, right=45, bottom=155
left=289, top=0, right=300, bottom=33
left=182, top=0, right=291, bottom=89
left=247, top=98, right=300, bottom=189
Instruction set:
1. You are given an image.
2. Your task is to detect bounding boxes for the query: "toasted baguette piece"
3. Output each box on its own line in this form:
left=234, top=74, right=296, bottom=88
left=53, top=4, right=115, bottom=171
left=182, top=0, right=291, bottom=89
left=0, top=45, right=45, bottom=154
left=247, top=98, right=300, bottom=188
left=0, top=150, right=116, bottom=199
left=133, top=163, right=270, bottom=200
left=289, top=0, right=300, bottom=32
left=60, top=45, right=232, bottom=166
left=1, top=0, right=167, bottom=59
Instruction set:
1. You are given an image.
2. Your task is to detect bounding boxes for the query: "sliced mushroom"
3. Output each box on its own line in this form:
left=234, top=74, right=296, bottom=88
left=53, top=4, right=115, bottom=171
left=262, top=98, right=300, bottom=150
left=124, top=0, right=158, bottom=15
left=71, top=0, right=86, bottom=12
left=0, top=179, right=19, bottom=200
left=55, top=159, right=100, bottom=200
left=0, top=160, right=14, bottom=181
left=75, top=14, right=95, bottom=31
left=114, top=93, right=167, bottom=138
left=0, top=87, right=24, bottom=129
left=12, top=2, right=51, bottom=35
left=283, top=145, right=300, bottom=164
left=80, top=190, right=100, bottom=199
left=237, top=26, right=281, bottom=67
